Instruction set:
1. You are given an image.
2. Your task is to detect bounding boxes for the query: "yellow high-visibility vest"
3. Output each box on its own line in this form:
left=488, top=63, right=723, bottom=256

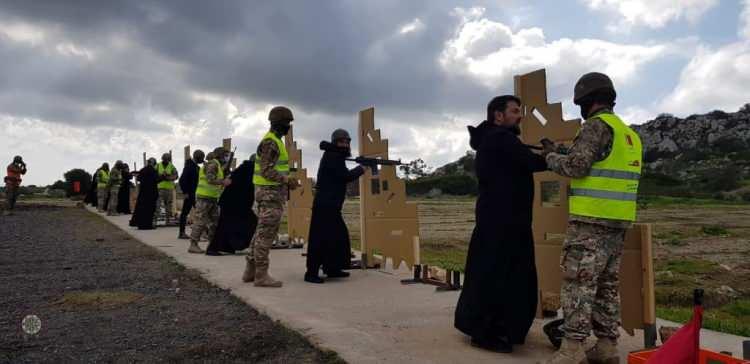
left=97, top=170, right=110, bottom=188
left=157, top=163, right=177, bottom=190
left=569, top=113, right=642, bottom=222
left=196, top=160, right=224, bottom=200
left=253, top=132, right=289, bottom=186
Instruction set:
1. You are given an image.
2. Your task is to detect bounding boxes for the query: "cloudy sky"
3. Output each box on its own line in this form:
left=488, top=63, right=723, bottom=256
left=1, top=0, right=749, bottom=185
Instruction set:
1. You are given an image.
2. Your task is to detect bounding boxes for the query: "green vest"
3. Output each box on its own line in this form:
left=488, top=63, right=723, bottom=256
left=253, top=131, right=289, bottom=186
left=196, top=160, right=224, bottom=200
left=157, top=163, right=176, bottom=190
left=97, top=169, right=110, bottom=188
left=569, top=113, right=642, bottom=222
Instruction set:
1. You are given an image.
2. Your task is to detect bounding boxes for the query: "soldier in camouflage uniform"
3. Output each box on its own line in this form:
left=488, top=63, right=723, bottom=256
left=242, top=106, right=299, bottom=288
left=156, top=153, right=179, bottom=224
left=542, top=73, right=642, bottom=364
left=189, top=147, right=229, bottom=254
left=106, top=161, right=123, bottom=216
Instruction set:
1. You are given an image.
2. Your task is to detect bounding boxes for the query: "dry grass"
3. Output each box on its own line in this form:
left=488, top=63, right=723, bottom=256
left=54, top=290, right=144, bottom=310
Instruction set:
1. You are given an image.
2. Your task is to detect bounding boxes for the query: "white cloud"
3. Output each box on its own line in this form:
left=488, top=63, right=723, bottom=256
left=399, top=18, right=424, bottom=35
left=619, top=105, right=657, bottom=125
left=660, top=42, right=750, bottom=116
left=0, top=21, right=46, bottom=45
left=582, top=0, right=718, bottom=30
left=440, top=10, right=667, bottom=93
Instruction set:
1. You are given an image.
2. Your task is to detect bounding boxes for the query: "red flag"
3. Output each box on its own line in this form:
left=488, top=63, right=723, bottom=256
left=645, top=306, right=703, bottom=364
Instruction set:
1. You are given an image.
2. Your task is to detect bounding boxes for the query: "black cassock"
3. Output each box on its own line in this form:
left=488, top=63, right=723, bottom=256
left=117, top=167, right=133, bottom=214
left=207, top=160, right=258, bottom=254
left=129, top=165, right=158, bottom=230
left=306, top=141, right=364, bottom=275
left=84, top=169, right=98, bottom=207
left=454, top=121, right=547, bottom=345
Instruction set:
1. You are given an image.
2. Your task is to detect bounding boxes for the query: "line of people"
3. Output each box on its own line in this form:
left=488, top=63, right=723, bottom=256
left=83, top=70, right=641, bottom=364
left=87, top=105, right=371, bottom=289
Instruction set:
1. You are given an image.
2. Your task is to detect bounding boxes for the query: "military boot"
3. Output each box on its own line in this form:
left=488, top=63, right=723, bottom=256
left=586, top=338, right=618, bottom=364
left=540, top=338, right=587, bottom=364
left=188, top=241, right=205, bottom=254
left=254, top=264, right=282, bottom=288
left=242, top=260, right=255, bottom=283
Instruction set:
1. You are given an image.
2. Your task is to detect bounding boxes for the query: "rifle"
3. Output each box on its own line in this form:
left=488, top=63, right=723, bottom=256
left=347, top=156, right=404, bottom=176
left=524, top=138, right=569, bottom=154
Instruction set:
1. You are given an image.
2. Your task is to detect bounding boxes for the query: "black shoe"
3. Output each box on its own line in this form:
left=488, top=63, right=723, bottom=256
left=470, top=337, right=512, bottom=354
left=304, top=273, right=324, bottom=284
left=205, top=250, right=221, bottom=256
left=325, top=270, right=350, bottom=278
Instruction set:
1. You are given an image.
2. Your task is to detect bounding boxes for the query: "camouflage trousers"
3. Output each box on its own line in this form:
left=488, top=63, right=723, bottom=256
left=560, top=221, right=626, bottom=341
left=157, top=189, right=174, bottom=219
left=4, top=183, right=19, bottom=210
left=189, top=198, right=219, bottom=244
left=97, top=186, right=108, bottom=212
left=246, top=186, right=284, bottom=269
left=107, top=186, right=120, bottom=215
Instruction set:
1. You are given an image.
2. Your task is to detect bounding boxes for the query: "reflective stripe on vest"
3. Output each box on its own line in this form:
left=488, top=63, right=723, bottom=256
left=196, top=160, right=224, bottom=200
left=252, top=132, right=289, bottom=186
left=157, top=163, right=176, bottom=190
left=569, top=113, right=643, bottom=222
left=97, top=170, right=110, bottom=188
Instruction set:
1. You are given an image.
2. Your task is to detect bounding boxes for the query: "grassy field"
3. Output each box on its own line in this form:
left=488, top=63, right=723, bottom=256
left=340, top=196, right=750, bottom=336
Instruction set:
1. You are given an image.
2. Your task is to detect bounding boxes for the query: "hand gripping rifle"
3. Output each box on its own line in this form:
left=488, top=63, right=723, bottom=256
left=347, top=156, right=404, bottom=176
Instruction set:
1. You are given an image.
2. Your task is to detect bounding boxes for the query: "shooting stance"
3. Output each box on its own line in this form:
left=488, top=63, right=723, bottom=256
left=304, top=129, right=368, bottom=284
left=454, top=95, right=547, bottom=353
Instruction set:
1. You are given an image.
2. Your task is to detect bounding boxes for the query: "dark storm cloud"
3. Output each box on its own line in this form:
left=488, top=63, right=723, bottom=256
left=0, top=1, right=509, bottom=130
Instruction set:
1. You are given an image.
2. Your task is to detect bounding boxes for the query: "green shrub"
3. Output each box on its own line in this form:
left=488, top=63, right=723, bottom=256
left=701, top=225, right=729, bottom=236
left=406, top=175, right=477, bottom=196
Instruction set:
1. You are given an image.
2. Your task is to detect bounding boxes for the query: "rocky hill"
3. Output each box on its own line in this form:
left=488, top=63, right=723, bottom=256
left=633, top=105, right=750, bottom=199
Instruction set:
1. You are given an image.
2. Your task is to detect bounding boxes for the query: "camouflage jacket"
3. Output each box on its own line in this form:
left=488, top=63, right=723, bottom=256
left=545, top=108, right=630, bottom=229
left=256, top=136, right=287, bottom=185
left=108, top=168, right=122, bottom=188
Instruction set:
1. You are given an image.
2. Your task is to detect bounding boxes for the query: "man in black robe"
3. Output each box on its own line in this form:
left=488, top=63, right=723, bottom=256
left=178, top=150, right=202, bottom=239
left=304, top=129, right=367, bottom=284
left=129, top=158, right=159, bottom=230
left=454, top=95, right=548, bottom=353
left=84, top=167, right=99, bottom=207
left=116, top=163, right=133, bottom=214
left=206, top=156, right=258, bottom=255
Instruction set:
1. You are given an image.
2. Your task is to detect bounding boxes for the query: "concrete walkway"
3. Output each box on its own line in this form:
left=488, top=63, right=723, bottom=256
left=88, top=207, right=748, bottom=363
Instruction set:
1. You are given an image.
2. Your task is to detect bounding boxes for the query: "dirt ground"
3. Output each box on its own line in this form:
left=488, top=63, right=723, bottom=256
left=0, top=203, right=343, bottom=364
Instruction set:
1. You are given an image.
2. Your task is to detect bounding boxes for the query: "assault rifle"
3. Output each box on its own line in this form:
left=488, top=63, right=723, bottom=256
left=524, top=138, right=568, bottom=154
left=346, top=156, right=404, bottom=176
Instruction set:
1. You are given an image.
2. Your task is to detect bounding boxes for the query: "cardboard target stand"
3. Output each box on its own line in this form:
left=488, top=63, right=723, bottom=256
left=284, top=126, right=314, bottom=245
left=357, top=107, right=421, bottom=269
left=515, top=69, right=656, bottom=346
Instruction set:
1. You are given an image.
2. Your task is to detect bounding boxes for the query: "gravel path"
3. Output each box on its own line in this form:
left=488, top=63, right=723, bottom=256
left=0, top=203, right=343, bottom=363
